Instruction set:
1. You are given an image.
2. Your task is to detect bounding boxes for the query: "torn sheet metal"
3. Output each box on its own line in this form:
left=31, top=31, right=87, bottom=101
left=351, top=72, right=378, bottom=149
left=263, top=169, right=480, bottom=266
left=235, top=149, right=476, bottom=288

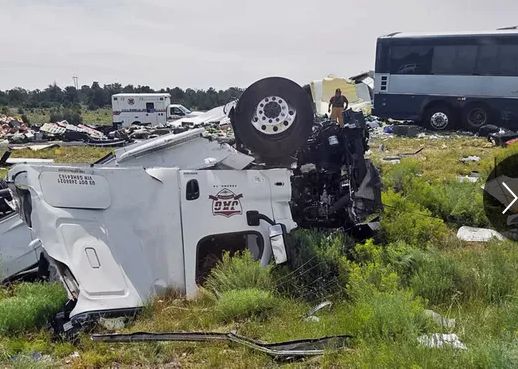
left=418, top=333, right=467, bottom=350
left=173, top=103, right=235, bottom=127
left=456, top=226, right=504, bottom=242
left=5, top=158, right=54, bottom=165
left=105, top=128, right=254, bottom=170
left=91, top=331, right=352, bottom=360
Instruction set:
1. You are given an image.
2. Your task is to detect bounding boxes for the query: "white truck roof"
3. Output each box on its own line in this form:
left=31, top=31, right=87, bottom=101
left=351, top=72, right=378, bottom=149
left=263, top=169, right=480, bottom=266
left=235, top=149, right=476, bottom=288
left=112, top=93, right=170, bottom=98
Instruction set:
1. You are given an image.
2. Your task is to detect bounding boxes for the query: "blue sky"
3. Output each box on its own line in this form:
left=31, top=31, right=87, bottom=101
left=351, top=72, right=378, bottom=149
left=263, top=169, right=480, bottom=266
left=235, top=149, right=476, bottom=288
left=0, top=0, right=516, bottom=90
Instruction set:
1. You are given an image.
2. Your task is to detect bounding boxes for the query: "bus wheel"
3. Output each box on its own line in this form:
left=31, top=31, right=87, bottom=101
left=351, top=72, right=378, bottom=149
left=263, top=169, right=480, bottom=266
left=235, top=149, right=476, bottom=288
left=424, top=105, right=454, bottom=131
left=464, top=105, right=489, bottom=130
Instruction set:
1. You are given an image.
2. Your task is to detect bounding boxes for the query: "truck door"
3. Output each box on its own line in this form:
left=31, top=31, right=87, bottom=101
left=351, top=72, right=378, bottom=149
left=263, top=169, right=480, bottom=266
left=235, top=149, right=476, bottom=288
left=179, top=170, right=279, bottom=297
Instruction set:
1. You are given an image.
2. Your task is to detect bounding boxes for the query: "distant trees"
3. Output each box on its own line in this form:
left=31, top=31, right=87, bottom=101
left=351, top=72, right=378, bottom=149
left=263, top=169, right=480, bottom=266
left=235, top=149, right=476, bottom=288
left=0, top=82, right=243, bottom=111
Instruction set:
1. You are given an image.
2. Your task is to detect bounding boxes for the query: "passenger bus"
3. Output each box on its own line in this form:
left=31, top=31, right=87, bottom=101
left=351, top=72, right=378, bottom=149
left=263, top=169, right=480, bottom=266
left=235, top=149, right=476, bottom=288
left=373, top=30, right=518, bottom=130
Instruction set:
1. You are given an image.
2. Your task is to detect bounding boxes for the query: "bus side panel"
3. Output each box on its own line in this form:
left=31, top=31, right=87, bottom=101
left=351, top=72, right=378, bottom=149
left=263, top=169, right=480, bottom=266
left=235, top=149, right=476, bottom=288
left=374, top=75, right=518, bottom=125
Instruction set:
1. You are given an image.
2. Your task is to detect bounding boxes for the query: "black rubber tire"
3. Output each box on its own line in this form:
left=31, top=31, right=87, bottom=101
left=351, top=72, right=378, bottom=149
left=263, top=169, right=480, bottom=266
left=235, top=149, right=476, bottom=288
left=232, top=77, right=314, bottom=162
left=423, top=105, right=455, bottom=131
left=463, top=105, right=490, bottom=131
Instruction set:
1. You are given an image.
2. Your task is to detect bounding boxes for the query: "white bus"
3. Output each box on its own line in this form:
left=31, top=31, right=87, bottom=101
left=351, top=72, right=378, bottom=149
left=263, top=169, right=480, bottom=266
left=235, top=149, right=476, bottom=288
left=373, top=29, right=518, bottom=130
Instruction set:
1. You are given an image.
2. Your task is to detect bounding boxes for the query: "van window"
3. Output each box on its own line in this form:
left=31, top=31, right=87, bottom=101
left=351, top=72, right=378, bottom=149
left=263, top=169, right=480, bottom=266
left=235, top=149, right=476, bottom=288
left=171, top=107, right=185, bottom=116
left=146, top=102, right=155, bottom=113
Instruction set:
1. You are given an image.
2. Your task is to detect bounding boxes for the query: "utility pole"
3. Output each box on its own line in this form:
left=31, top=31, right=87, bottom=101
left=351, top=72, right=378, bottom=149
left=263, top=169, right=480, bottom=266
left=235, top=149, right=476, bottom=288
left=72, top=76, right=79, bottom=89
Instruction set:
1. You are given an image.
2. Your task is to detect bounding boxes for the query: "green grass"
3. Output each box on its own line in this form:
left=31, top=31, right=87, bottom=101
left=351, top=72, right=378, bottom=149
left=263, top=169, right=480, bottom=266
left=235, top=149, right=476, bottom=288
left=204, top=251, right=273, bottom=296
left=1, top=135, right=518, bottom=367
left=215, top=288, right=278, bottom=322
left=0, top=283, right=66, bottom=335
left=8, top=107, right=113, bottom=125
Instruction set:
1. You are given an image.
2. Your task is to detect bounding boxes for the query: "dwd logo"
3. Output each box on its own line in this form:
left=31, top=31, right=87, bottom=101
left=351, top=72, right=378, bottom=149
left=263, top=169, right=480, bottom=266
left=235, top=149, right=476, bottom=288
left=209, top=188, right=243, bottom=217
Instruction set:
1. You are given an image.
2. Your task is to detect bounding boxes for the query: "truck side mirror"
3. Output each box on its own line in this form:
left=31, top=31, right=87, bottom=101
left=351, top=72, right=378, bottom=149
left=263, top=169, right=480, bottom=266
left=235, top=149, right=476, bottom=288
left=246, top=210, right=260, bottom=226
left=269, top=224, right=288, bottom=264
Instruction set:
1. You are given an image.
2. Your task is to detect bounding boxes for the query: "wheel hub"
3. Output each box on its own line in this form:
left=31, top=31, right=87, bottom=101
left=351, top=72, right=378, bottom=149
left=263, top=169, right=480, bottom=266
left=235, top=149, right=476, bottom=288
left=252, top=96, right=296, bottom=135
left=430, top=112, right=448, bottom=129
left=469, top=109, right=487, bottom=126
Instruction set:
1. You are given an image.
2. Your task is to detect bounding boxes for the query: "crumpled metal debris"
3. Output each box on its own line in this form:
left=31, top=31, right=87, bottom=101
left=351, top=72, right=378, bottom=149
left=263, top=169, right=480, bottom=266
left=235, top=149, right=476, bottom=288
left=304, top=301, right=333, bottom=322
left=91, top=331, right=353, bottom=360
left=417, top=333, right=467, bottom=350
left=460, top=155, right=480, bottom=163
left=0, top=115, right=31, bottom=143
left=456, top=226, right=505, bottom=242
left=457, top=171, right=480, bottom=183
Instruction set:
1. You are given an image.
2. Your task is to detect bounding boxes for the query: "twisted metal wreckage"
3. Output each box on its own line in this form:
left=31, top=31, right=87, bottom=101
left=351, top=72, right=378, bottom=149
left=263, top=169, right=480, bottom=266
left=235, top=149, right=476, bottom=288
left=0, top=77, right=381, bottom=352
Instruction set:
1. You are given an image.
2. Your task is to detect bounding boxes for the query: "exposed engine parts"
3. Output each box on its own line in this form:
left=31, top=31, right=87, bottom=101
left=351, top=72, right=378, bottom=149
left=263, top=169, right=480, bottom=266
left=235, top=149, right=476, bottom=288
left=291, top=120, right=382, bottom=229
left=231, top=77, right=382, bottom=229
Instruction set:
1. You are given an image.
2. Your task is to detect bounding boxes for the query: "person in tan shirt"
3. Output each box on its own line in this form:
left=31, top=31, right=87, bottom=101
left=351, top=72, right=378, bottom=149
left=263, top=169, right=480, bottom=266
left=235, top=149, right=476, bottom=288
left=328, top=88, right=349, bottom=127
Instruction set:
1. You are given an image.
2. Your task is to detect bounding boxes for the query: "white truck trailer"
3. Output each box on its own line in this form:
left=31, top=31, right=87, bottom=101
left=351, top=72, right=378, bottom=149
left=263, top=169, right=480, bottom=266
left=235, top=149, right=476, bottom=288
left=112, top=93, right=198, bottom=128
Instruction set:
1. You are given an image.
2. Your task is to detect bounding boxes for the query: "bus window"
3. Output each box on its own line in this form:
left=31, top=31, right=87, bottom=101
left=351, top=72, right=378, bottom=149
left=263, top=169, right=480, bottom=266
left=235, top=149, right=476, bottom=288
left=432, top=45, right=477, bottom=75
left=499, top=44, right=518, bottom=76
left=390, top=45, right=433, bottom=75
left=476, top=44, right=499, bottom=75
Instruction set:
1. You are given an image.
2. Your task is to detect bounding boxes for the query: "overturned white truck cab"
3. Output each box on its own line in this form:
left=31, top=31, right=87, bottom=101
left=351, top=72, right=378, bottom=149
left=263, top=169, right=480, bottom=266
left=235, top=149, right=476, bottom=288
left=9, top=162, right=295, bottom=325
left=6, top=77, right=381, bottom=330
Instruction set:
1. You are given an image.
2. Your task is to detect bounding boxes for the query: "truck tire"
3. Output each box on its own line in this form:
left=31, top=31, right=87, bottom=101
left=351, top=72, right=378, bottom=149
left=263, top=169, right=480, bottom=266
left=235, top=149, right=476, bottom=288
left=232, top=77, right=314, bottom=162
left=463, top=105, right=490, bottom=130
left=423, top=105, right=455, bottom=131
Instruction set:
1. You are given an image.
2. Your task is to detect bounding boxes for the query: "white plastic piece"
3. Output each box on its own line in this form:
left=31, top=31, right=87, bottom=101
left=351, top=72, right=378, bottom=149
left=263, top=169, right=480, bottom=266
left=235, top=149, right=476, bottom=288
left=456, top=226, right=504, bottom=242
left=418, top=333, right=467, bottom=350
left=269, top=224, right=288, bottom=264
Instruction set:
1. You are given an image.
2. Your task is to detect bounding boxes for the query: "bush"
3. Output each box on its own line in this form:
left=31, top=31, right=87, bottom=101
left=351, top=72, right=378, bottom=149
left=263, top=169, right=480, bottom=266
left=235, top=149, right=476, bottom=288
left=272, top=229, right=352, bottom=301
left=204, top=251, right=273, bottom=296
left=409, top=249, right=465, bottom=305
left=381, top=190, right=449, bottom=247
left=215, top=288, right=277, bottom=322
left=409, top=241, right=518, bottom=305
left=342, top=241, right=427, bottom=341
left=0, top=283, right=67, bottom=335
left=49, top=108, right=82, bottom=124
left=351, top=289, right=426, bottom=341
left=383, top=158, right=488, bottom=227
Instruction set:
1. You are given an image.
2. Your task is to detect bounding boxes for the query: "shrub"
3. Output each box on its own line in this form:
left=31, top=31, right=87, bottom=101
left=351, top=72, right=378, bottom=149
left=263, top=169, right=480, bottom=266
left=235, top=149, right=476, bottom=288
left=382, top=158, right=422, bottom=192
left=409, top=241, right=518, bottom=305
left=272, top=229, right=352, bottom=301
left=383, top=158, right=488, bottom=227
left=215, top=288, right=277, bottom=322
left=351, top=289, right=426, bottom=341
left=204, top=251, right=273, bottom=296
left=409, top=249, right=465, bottom=305
left=381, top=190, right=449, bottom=247
left=0, top=283, right=67, bottom=335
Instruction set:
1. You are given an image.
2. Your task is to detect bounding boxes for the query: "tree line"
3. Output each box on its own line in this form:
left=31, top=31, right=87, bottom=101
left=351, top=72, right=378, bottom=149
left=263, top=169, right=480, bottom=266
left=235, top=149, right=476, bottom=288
left=0, top=82, right=244, bottom=112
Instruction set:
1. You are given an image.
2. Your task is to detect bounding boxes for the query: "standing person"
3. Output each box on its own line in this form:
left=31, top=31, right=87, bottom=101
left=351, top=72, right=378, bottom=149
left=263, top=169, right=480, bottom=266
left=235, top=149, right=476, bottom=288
left=328, top=88, right=349, bottom=127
